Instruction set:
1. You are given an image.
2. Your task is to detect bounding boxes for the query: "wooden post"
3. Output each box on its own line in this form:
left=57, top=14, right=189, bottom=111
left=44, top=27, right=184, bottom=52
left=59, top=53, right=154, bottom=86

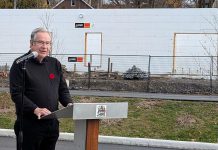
left=172, top=33, right=176, bottom=74
left=107, top=58, right=110, bottom=78
left=88, top=62, right=91, bottom=89
left=110, top=63, right=113, bottom=72
left=86, top=119, right=99, bottom=150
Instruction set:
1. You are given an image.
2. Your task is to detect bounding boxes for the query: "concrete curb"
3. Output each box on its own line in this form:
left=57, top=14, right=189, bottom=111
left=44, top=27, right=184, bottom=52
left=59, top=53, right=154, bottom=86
left=0, top=129, right=15, bottom=138
left=1, top=129, right=218, bottom=150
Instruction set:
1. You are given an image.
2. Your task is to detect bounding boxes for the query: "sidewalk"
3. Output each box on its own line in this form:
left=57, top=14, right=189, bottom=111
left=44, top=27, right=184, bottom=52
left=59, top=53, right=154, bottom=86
left=1, top=129, right=218, bottom=150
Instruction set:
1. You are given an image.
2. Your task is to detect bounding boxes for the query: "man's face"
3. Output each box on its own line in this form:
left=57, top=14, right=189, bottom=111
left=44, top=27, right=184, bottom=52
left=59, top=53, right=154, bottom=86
left=30, top=32, right=51, bottom=61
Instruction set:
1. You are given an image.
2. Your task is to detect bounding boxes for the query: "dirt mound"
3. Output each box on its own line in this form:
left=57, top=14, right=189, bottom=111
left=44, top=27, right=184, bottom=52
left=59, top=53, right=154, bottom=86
left=135, top=100, right=163, bottom=109
left=176, top=114, right=201, bottom=127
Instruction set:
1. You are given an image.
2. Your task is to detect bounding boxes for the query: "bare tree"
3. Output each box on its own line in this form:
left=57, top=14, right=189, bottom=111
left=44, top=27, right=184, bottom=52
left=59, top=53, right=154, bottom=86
left=85, top=0, right=103, bottom=8
left=0, top=0, right=13, bottom=8
left=201, top=14, right=218, bottom=77
left=39, top=12, right=64, bottom=61
left=102, top=0, right=214, bottom=8
left=197, top=0, right=215, bottom=8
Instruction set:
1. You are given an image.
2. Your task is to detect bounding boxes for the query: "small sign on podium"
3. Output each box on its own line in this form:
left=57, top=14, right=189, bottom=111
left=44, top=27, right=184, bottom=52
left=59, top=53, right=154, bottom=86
left=96, top=105, right=107, bottom=118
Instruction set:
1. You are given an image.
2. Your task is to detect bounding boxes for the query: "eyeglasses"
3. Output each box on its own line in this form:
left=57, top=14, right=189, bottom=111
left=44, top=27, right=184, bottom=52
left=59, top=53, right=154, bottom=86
left=34, top=41, right=52, bottom=46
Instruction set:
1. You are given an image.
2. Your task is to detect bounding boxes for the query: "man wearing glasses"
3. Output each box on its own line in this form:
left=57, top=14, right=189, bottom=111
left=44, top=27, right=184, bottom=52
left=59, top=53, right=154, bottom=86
left=10, top=27, right=73, bottom=150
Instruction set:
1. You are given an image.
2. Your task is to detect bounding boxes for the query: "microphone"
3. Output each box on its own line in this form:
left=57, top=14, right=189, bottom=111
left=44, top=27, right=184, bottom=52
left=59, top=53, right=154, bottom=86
left=16, top=51, right=38, bottom=64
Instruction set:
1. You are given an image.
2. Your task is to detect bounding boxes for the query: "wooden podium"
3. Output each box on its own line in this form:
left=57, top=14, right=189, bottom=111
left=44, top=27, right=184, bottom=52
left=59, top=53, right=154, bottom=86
left=42, top=102, right=128, bottom=150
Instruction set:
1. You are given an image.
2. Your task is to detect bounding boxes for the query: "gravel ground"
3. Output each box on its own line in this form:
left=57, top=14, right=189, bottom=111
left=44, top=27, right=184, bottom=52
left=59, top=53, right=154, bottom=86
left=2, top=75, right=218, bottom=95
left=69, top=77, right=218, bottom=95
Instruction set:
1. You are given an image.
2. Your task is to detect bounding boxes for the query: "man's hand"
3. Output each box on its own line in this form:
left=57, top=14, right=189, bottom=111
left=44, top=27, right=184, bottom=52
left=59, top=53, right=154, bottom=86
left=34, top=107, right=51, bottom=119
left=67, top=103, right=73, bottom=107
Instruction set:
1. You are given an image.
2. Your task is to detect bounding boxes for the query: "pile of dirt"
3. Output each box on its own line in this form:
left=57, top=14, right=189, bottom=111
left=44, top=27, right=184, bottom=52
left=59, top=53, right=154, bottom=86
left=176, top=114, right=201, bottom=127
left=135, top=100, right=163, bottom=109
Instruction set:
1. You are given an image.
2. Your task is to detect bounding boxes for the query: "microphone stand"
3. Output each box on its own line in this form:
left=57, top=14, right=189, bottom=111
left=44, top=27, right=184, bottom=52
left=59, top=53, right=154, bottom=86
left=18, top=59, right=27, bottom=150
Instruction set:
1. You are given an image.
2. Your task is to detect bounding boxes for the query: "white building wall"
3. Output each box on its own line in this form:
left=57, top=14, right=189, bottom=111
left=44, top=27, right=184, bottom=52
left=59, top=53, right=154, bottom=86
left=0, top=9, right=217, bottom=54
left=0, top=9, right=217, bottom=73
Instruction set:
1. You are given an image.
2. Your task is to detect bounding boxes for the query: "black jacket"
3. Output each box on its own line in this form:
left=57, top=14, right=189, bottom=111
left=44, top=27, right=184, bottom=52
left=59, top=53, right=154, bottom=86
left=10, top=52, right=72, bottom=119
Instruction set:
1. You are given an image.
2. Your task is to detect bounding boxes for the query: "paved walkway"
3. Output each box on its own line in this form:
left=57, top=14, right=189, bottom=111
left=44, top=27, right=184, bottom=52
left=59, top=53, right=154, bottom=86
left=0, top=136, right=147, bottom=150
left=1, top=130, right=218, bottom=150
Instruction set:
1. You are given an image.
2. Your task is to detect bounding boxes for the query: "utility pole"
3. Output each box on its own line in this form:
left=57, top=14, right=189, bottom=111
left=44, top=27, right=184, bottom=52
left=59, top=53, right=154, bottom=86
left=14, top=0, right=17, bottom=9
left=97, top=0, right=102, bottom=8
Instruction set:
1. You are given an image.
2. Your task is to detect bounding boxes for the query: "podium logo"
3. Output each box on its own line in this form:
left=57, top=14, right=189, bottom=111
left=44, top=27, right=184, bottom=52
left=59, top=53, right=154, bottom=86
left=96, top=105, right=107, bottom=118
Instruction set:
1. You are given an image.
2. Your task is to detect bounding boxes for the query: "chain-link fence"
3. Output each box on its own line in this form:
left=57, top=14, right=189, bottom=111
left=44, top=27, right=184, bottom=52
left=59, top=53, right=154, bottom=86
left=1, top=53, right=218, bottom=94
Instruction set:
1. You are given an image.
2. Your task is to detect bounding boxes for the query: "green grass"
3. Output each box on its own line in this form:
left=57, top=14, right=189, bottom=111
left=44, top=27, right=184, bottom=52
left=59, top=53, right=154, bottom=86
left=1, top=93, right=218, bottom=143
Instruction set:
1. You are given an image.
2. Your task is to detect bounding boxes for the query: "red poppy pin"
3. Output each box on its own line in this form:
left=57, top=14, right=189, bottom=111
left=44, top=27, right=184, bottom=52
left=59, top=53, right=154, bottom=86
left=49, top=73, right=55, bottom=80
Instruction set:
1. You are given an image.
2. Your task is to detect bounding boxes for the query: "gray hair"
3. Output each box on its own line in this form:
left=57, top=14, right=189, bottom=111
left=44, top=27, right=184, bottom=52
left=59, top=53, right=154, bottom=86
left=30, top=27, right=51, bottom=44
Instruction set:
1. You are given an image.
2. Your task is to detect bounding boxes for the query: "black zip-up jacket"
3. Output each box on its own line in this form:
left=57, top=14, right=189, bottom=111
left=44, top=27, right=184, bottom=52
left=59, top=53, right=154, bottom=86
left=10, top=52, right=72, bottom=120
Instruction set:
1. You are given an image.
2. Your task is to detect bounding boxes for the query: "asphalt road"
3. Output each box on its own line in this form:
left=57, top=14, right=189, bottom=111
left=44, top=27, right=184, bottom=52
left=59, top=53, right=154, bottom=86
left=69, top=90, right=218, bottom=102
left=1, top=87, right=218, bottom=102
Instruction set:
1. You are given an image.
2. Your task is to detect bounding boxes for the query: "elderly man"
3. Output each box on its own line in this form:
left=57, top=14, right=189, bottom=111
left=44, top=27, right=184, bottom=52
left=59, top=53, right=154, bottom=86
left=10, top=27, right=73, bottom=150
